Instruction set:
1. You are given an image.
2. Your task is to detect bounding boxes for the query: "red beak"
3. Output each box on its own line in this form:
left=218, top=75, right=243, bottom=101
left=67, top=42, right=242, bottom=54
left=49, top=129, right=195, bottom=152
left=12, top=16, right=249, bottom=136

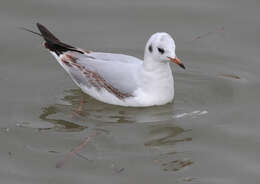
left=167, top=56, right=185, bottom=70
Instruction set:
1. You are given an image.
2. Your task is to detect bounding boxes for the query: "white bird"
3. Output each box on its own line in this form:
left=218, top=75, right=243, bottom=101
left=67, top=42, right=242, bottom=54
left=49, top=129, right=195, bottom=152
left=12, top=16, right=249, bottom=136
left=27, top=23, right=185, bottom=107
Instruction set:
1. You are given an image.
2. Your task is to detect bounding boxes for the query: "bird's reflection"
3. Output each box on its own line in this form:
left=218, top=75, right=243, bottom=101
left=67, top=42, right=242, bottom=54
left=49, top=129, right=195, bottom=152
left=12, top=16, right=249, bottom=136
left=39, top=106, right=87, bottom=132
left=39, top=88, right=181, bottom=131
left=39, top=88, right=193, bottom=172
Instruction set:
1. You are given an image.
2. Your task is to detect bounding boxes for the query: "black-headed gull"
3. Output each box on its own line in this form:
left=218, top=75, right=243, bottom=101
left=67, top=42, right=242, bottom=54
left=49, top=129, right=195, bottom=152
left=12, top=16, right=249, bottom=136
left=27, top=23, right=185, bottom=107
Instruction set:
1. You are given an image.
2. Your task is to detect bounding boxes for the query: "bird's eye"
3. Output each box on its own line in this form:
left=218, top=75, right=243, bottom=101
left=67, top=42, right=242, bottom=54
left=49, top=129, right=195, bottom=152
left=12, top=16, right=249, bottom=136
left=157, top=47, right=165, bottom=54
left=148, top=45, right=153, bottom=53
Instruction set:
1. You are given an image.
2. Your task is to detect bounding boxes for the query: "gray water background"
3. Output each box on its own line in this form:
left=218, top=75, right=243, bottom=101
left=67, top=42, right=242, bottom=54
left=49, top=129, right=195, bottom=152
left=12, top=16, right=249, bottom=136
left=0, top=0, right=260, bottom=183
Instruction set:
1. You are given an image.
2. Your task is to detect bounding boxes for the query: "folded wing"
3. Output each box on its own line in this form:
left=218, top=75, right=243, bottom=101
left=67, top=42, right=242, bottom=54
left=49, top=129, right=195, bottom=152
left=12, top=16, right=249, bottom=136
left=34, top=23, right=142, bottom=97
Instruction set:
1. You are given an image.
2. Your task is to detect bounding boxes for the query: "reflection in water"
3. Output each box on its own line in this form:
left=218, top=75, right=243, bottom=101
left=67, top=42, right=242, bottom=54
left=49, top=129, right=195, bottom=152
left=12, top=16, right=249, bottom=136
left=145, top=123, right=193, bottom=172
left=40, top=89, right=180, bottom=127
left=145, top=125, right=191, bottom=146
left=39, top=106, right=87, bottom=132
left=39, top=88, right=194, bottom=172
left=162, top=159, right=193, bottom=172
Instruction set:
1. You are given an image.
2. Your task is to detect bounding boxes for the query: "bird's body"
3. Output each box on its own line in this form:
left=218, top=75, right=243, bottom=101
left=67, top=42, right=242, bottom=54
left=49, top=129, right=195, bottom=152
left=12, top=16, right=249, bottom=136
left=31, top=23, right=185, bottom=107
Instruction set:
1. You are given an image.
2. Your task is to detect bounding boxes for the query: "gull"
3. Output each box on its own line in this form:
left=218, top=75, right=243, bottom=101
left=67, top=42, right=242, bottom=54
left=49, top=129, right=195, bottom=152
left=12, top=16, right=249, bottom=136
left=26, top=23, right=185, bottom=107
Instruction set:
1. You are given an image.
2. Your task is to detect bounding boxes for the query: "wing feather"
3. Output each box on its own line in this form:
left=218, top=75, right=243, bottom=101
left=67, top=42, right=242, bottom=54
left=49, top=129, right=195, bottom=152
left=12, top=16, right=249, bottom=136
left=60, top=51, right=142, bottom=96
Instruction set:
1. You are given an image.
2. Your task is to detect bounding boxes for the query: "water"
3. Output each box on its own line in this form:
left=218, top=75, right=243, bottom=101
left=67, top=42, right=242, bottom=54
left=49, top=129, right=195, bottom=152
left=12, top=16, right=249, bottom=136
left=0, top=0, right=260, bottom=183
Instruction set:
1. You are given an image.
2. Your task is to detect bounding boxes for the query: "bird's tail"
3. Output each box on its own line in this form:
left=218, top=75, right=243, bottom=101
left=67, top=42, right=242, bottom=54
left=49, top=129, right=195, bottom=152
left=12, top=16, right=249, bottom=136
left=22, top=23, right=84, bottom=56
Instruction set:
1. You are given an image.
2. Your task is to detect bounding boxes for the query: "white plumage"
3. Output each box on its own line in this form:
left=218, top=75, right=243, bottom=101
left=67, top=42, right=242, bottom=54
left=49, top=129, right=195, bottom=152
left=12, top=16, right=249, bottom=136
left=33, top=23, right=185, bottom=107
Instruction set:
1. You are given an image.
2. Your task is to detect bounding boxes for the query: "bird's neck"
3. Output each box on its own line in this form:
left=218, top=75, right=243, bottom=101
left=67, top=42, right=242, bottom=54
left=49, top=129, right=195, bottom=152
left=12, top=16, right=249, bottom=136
left=137, top=57, right=174, bottom=104
left=143, top=56, right=166, bottom=71
left=142, top=57, right=173, bottom=77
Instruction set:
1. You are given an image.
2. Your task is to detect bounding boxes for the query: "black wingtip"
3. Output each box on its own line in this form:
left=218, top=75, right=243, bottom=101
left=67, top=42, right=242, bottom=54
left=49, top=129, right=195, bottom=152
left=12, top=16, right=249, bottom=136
left=36, top=22, right=60, bottom=42
left=35, top=23, right=84, bottom=55
left=179, top=63, right=186, bottom=70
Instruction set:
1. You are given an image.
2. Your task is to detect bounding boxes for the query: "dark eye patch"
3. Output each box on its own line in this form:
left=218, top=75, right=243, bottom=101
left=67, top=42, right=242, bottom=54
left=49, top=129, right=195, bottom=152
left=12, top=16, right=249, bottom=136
left=157, top=47, right=165, bottom=54
left=148, top=45, right=153, bottom=53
